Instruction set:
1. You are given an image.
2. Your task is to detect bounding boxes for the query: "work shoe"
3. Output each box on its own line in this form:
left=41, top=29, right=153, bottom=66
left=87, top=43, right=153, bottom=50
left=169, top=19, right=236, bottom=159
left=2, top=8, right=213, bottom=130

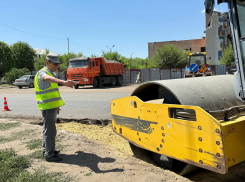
left=45, top=155, right=63, bottom=162
left=54, top=150, right=60, bottom=155
left=43, top=150, right=60, bottom=157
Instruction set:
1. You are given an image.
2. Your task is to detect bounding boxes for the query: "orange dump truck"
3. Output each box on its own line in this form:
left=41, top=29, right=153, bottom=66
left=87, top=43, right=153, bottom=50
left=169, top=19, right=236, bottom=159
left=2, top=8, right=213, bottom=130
left=67, top=57, right=124, bottom=89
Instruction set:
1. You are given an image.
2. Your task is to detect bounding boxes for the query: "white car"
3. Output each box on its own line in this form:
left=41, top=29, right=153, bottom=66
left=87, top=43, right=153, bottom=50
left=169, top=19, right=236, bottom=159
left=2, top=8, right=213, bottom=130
left=13, top=75, right=35, bottom=89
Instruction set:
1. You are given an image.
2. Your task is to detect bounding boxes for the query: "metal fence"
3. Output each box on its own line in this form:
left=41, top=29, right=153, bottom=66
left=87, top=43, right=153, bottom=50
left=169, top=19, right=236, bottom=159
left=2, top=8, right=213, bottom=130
left=32, top=65, right=228, bottom=84
left=123, top=65, right=228, bottom=84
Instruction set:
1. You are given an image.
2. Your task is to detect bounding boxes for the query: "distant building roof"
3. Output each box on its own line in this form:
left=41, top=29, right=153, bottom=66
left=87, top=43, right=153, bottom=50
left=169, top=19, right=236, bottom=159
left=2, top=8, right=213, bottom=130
left=34, top=48, right=61, bottom=56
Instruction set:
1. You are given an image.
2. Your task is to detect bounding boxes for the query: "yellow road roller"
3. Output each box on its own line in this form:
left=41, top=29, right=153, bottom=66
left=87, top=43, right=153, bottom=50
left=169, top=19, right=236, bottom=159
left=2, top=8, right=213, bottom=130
left=111, top=0, right=245, bottom=175
left=111, top=75, right=245, bottom=175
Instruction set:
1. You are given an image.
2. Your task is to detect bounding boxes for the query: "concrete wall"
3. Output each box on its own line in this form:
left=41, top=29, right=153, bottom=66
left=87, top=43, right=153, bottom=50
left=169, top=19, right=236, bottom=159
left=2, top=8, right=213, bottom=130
left=148, top=38, right=206, bottom=60
left=206, top=12, right=230, bottom=65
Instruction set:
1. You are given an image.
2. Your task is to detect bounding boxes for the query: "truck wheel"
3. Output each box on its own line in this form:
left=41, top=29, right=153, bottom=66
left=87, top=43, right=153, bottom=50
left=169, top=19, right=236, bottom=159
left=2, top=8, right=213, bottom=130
left=116, top=75, right=123, bottom=86
left=74, top=85, right=79, bottom=89
left=18, top=86, right=22, bottom=89
left=93, top=77, right=98, bottom=88
left=29, top=83, right=34, bottom=88
left=111, top=76, right=116, bottom=86
left=97, top=77, right=101, bottom=88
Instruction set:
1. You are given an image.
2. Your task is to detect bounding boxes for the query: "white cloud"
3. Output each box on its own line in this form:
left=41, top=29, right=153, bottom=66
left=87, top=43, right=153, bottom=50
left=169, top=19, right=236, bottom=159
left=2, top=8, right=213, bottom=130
left=201, top=9, right=205, bottom=13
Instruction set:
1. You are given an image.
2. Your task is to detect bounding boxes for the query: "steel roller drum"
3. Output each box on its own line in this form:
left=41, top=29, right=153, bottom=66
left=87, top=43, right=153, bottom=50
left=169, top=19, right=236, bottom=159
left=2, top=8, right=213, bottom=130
left=129, top=75, right=243, bottom=175
left=131, top=75, right=243, bottom=111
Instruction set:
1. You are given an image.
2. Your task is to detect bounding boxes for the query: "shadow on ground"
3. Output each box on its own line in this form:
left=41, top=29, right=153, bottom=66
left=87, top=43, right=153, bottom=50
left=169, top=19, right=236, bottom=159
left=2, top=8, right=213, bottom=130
left=59, top=151, right=124, bottom=173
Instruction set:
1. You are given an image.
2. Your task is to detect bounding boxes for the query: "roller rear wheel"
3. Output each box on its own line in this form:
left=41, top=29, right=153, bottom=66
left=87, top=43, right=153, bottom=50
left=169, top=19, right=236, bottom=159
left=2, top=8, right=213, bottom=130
left=129, top=142, right=197, bottom=175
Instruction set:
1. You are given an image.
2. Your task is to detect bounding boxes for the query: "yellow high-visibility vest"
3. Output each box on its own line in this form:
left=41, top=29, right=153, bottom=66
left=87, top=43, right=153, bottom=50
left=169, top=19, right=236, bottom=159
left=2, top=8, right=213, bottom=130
left=35, top=68, right=65, bottom=110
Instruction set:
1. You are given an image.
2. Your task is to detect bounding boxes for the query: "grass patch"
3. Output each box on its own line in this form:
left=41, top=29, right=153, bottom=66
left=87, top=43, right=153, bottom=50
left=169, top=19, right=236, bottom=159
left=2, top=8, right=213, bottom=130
left=28, top=150, right=43, bottom=160
left=27, top=138, right=65, bottom=160
left=0, top=136, right=12, bottom=143
left=0, top=149, right=76, bottom=182
left=12, top=129, right=36, bottom=139
left=0, top=129, right=36, bottom=144
left=84, top=172, right=92, bottom=176
left=0, top=122, right=20, bottom=131
left=25, top=139, right=42, bottom=150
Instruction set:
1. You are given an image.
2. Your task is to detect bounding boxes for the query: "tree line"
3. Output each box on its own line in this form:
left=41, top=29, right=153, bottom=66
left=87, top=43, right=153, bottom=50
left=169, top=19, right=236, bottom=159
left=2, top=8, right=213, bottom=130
left=2, top=40, right=215, bottom=84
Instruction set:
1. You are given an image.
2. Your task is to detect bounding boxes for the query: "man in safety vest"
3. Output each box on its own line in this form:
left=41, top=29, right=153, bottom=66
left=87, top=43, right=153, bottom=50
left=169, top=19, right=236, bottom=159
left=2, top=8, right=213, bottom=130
left=35, top=54, right=76, bottom=162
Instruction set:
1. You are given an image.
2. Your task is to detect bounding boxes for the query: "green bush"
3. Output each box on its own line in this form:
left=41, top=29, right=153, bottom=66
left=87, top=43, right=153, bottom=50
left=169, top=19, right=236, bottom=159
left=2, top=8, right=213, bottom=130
left=220, top=44, right=235, bottom=65
left=4, top=68, right=30, bottom=84
left=151, top=44, right=188, bottom=68
left=118, top=56, right=156, bottom=69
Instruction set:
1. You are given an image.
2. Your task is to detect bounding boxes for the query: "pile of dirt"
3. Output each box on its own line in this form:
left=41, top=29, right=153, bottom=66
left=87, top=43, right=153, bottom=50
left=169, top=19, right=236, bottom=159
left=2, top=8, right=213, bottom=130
left=56, top=122, right=133, bottom=157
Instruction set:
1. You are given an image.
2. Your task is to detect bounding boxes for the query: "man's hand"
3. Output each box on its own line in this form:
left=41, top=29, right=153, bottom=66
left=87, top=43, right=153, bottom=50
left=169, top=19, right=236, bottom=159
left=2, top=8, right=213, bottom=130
left=57, top=107, right=61, bottom=115
left=43, top=75, right=77, bottom=88
left=63, top=80, right=77, bottom=88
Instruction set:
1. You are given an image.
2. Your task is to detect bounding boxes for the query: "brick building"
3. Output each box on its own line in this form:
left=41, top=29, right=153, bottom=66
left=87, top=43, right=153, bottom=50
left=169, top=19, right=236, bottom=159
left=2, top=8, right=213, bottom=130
left=148, top=11, right=230, bottom=64
left=148, top=38, right=206, bottom=60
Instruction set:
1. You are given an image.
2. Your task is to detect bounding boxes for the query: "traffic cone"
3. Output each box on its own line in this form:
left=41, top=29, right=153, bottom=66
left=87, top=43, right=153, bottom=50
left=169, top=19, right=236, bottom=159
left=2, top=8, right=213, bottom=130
left=2, top=97, right=11, bottom=111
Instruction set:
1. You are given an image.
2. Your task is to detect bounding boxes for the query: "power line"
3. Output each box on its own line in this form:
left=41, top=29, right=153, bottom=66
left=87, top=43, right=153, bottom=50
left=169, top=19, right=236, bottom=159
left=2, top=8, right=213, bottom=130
left=0, top=22, right=64, bottom=40
left=0, top=22, right=102, bottom=52
left=70, top=40, right=100, bottom=52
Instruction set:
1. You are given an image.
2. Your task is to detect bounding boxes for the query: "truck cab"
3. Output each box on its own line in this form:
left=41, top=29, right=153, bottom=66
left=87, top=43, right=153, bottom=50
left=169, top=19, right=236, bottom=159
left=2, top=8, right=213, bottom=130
left=67, top=57, right=100, bottom=88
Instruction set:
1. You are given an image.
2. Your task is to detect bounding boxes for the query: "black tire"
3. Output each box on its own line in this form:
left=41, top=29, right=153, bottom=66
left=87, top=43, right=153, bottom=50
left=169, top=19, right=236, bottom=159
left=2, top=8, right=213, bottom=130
left=116, top=75, right=123, bottom=86
left=29, top=83, right=34, bottom=88
left=74, top=85, right=79, bottom=89
left=129, top=143, right=155, bottom=165
left=111, top=76, right=116, bottom=86
left=18, top=86, right=22, bottom=89
left=97, top=77, right=101, bottom=88
left=93, top=77, right=98, bottom=88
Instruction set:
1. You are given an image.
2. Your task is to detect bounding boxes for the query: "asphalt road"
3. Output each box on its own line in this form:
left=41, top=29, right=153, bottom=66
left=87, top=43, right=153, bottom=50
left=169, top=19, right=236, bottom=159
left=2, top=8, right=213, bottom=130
left=0, top=85, right=137, bottom=120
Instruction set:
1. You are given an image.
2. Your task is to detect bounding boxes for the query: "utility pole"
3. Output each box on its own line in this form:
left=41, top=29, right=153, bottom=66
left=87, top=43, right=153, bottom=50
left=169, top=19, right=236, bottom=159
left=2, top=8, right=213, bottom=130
left=62, top=33, right=69, bottom=54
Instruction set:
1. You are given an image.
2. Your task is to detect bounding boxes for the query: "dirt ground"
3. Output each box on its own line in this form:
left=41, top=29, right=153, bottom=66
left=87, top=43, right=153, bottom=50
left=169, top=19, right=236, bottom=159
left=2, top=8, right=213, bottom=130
left=2, top=116, right=245, bottom=182
left=0, top=117, right=190, bottom=182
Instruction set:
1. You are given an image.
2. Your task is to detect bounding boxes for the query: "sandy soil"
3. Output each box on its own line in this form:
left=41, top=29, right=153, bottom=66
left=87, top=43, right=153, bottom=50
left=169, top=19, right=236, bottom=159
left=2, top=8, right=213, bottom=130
left=0, top=118, right=190, bottom=182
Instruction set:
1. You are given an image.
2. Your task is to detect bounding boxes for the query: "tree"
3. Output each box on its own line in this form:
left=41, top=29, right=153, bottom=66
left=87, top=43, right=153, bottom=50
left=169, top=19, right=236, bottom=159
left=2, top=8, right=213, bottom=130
left=0, top=41, right=14, bottom=78
left=102, top=50, right=121, bottom=61
left=4, top=68, right=30, bottom=84
left=11, top=41, right=36, bottom=70
left=90, top=53, right=98, bottom=58
left=128, top=57, right=149, bottom=69
left=151, top=44, right=188, bottom=68
left=220, top=44, right=235, bottom=65
left=118, top=56, right=157, bottom=69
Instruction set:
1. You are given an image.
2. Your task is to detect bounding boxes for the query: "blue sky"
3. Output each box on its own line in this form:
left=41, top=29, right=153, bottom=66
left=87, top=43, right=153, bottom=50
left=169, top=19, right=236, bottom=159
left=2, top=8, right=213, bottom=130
left=0, top=0, right=228, bottom=58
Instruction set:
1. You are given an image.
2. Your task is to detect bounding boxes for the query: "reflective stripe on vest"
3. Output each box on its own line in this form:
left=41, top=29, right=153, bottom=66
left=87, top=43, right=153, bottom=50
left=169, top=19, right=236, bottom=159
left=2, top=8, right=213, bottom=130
left=35, top=68, right=65, bottom=110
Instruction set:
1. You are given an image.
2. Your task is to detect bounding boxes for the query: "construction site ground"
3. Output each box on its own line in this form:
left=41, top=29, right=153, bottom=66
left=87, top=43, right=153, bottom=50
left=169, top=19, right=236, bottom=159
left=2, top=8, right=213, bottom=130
left=1, top=84, right=245, bottom=181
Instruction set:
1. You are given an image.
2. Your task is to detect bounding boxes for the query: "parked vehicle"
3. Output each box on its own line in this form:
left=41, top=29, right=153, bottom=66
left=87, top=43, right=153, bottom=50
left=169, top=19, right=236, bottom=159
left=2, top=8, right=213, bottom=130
left=184, top=52, right=212, bottom=78
left=13, top=75, right=35, bottom=89
left=67, top=57, right=124, bottom=89
left=227, top=62, right=237, bottom=75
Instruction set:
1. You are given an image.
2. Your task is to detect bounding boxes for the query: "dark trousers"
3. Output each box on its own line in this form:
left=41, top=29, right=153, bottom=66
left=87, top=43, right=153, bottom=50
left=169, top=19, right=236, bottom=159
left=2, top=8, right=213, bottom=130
left=41, top=108, right=58, bottom=158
